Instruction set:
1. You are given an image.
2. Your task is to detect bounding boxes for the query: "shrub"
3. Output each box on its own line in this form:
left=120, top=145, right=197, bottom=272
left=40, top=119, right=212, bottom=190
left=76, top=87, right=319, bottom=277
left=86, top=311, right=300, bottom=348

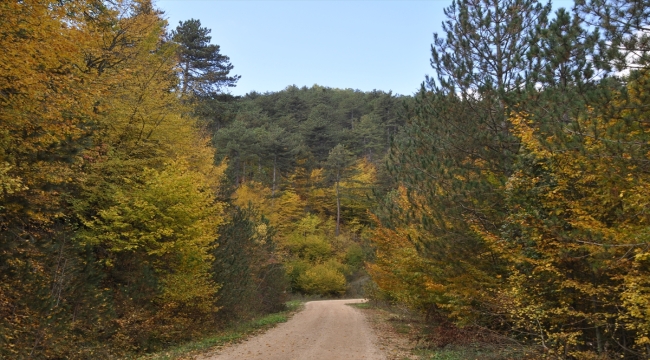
left=297, top=262, right=346, bottom=296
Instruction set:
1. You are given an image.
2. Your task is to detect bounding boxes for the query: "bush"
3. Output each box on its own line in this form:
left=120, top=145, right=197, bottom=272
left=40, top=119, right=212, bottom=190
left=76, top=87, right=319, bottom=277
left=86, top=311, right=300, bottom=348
left=297, top=262, right=346, bottom=296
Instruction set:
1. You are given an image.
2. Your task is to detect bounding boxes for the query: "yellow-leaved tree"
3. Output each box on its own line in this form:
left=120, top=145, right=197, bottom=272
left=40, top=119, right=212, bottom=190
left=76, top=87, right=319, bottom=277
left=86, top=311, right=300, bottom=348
left=493, top=70, right=650, bottom=357
left=72, top=1, right=227, bottom=346
left=1, top=0, right=227, bottom=356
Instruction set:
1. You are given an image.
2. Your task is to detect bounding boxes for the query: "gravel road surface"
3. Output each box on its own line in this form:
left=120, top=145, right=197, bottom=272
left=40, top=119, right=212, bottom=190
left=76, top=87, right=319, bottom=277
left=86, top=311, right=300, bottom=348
left=206, top=299, right=385, bottom=360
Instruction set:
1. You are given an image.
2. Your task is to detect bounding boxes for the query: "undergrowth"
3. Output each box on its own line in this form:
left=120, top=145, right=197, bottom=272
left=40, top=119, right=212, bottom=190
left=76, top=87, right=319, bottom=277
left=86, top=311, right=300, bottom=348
left=346, top=302, right=372, bottom=309
left=415, top=344, right=538, bottom=360
left=360, top=300, right=541, bottom=360
left=137, top=300, right=303, bottom=360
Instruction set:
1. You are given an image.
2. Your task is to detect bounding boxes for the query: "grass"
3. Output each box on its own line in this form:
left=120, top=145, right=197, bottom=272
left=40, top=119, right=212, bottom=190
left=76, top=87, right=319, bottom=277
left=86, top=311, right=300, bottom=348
left=415, top=345, right=537, bottom=360
left=346, top=302, right=372, bottom=309
left=138, top=301, right=304, bottom=360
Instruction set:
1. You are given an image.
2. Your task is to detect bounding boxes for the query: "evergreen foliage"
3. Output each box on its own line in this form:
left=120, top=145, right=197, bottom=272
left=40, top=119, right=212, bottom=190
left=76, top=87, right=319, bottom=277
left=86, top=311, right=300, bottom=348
left=207, top=86, right=408, bottom=297
left=212, top=205, right=287, bottom=319
left=370, top=0, right=650, bottom=358
left=172, top=18, right=240, bottom=97
left=4, top=0, right=650, bottom=358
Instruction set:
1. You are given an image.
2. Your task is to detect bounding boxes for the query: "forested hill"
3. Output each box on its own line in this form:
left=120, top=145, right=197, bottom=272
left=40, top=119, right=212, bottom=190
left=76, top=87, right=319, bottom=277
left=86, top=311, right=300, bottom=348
left=203, top=86, right=411, bottom=309
left=210, top=86, right=409, bottom=186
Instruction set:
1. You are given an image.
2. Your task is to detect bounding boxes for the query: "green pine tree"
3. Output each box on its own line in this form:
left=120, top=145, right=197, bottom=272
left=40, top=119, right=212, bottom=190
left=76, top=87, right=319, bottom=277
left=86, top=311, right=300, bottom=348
left=172, top=18, right=240, bottom=97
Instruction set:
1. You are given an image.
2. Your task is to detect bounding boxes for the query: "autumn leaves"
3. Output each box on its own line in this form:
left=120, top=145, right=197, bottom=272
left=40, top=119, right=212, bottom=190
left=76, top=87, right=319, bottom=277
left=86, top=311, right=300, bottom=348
left=369, top=0, right=650, bottom=357
left=1, top=1, right=226, bottom=356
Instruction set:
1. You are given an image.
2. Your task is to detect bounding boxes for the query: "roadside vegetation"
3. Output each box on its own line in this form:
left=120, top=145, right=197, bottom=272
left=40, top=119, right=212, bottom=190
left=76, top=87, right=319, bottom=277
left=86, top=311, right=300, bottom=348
left=352, top=300, right=540, bottom=360
left=367, top=0, right=650, bottom=358
left=139, top=301, right=303, bottom=360
left=2, top=0, right=650, bottom=359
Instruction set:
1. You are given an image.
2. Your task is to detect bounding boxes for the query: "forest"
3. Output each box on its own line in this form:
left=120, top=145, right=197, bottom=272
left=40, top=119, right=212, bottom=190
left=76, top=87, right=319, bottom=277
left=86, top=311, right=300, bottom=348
left=1, top=0, right=649, bottom=358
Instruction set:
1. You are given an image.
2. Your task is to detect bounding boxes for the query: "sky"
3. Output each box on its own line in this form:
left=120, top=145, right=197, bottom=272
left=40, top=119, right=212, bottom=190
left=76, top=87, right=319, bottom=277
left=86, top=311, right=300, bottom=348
left=153, top=0, right=452, bottom=96
left=154, top=0, right=574, bottom=97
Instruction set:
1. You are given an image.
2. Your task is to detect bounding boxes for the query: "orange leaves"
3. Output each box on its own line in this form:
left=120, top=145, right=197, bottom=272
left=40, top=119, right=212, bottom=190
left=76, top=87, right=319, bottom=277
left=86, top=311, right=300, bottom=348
left=0, top=2, right=232, bottom=356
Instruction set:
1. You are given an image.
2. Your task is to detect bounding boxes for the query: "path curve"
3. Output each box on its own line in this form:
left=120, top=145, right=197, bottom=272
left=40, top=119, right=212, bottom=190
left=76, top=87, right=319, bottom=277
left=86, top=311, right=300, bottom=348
left=205, top=299, right=385, bottom=360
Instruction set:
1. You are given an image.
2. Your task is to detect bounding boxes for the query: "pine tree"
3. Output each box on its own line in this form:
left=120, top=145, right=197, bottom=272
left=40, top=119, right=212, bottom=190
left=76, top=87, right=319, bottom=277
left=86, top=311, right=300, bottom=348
left=576, top=0, right=650, bottom=72
left=172, top=19, right=240, bottom=97
left=352, top=114, right=384, bottom=162
left=259, top=124, right=299, bottom=196
left=212, top=205, right=287, bottom=318
left=325, top=144, right=355, bottom=236
left=383, top=0, right=553, bottom=325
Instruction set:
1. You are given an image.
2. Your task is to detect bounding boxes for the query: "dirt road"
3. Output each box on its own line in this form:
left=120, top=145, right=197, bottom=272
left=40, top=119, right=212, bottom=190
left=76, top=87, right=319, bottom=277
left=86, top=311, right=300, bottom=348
left=205, top=299, right=385, bottom=360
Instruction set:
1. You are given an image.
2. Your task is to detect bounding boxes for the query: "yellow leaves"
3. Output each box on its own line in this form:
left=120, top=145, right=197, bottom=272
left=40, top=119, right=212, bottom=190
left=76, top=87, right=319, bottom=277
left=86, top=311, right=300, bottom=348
left=83, top=159, right=221, bottom=258
left=620, top=271, right=650, bottom=344
left=509, top=113, right=552, bottom=159
left=233, top=181, right=272, bottom=210
left=255, top=223, right=269, bottom=241
left=81, top=158, right=224, bottom=315
left=0, top=1, right=233, bottom=355
left=297, top=261, right=347, bottom=296
left=0, top=163, right=27, bottom=200
left=424, top=280, right=445, bottom=292
left=349, top=157, right=377, bottom=185
left=638, top=337, right=650, bottom=345
left=232, top=181, right=305, bottom=233
left=367, top=213, right=450, bottom=310
left=309, top=167, right=325, bottom=183
left=0, top=0, right=104, bottom=225
left=160, top=270, right=219, bottom=312
left=634, top=252, right=650, bottom=262
left=499, top=73, right=650, bottom=353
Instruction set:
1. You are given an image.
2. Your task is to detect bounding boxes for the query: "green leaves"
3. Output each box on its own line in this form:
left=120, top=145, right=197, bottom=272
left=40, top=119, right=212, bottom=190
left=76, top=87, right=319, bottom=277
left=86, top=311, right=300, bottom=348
left=325, top=144, right=355, bottom=182
left=372, top=0, right=650, bottom=357
left=0, top=2, right=231, bottom=356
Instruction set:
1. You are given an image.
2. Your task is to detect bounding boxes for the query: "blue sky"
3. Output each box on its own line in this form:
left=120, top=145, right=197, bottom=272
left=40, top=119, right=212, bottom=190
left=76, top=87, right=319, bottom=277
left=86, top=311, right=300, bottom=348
left=154, top=0, right=573, bottom=96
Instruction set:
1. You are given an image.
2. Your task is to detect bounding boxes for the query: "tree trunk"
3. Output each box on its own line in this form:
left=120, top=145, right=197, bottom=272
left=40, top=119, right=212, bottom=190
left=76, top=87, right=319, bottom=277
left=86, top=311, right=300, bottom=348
left=335, top=170, right=341, bottom=236
left=272, top=156, right=277, bottom=197
left=181, top=60, right=190, bottom=95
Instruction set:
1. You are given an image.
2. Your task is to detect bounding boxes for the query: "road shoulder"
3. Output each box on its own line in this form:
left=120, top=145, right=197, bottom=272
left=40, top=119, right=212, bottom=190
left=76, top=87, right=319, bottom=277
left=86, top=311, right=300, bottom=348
left=348, top=303, right=420, bottom=360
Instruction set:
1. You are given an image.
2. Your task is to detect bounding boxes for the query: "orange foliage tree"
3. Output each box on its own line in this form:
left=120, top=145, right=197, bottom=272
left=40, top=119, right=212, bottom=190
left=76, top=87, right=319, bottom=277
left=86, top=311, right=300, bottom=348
left=0, top=1, right=227, bottom=357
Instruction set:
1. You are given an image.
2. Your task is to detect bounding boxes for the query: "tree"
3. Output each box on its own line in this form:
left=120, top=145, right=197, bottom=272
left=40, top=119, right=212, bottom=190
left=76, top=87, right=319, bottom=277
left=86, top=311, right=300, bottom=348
left=212, top=205, right=287, bottom=318
left=281, top=214, right=349, bottom=296
left=172, top=18, right=240, bottom=97
left=340, top=158, right=377, bottom=226
left=497, top=69, right=650, bottom=357
left=378, top=0, right=555, bottom=329
left=301, top=104, right=339, bottom=163
left=259, top=125, right=299, bottom=196
left=205, top=85, right=404, bottom=302
left=352, top=114, right=384, bottom=161
left=325, top=144, right=355, bottom=236
left=576, top=0, right=650, bottom=72
left=431, top=0, right=551, bottom=94
left=369, top=0, right=650, bottom=356
left=0, top=1, right=230, bottom=356
left=213, top=119, right=262, bottom=184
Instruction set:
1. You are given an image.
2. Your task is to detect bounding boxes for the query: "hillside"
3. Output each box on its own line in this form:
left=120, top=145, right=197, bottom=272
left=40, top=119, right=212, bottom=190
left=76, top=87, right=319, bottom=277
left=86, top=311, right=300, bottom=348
left=206, top=86, right=410, bottom=300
